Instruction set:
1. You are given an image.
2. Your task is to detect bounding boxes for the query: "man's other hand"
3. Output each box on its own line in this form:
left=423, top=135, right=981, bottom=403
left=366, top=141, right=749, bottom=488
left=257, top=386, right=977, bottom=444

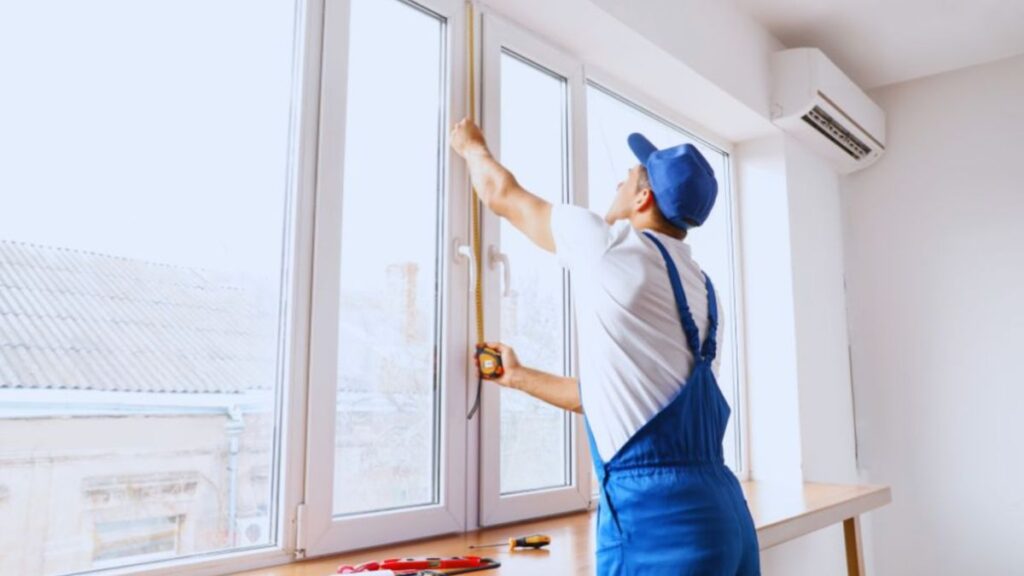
left=477, top=341, right=521, bottom=389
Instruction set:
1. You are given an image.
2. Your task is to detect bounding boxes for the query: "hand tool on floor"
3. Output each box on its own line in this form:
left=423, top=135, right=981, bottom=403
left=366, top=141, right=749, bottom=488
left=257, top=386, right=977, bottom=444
left=419, top=558, right=502, bottom=575
left=469, top=534, right=551, bottom=551
left=337, top=556, right=499, bottom=574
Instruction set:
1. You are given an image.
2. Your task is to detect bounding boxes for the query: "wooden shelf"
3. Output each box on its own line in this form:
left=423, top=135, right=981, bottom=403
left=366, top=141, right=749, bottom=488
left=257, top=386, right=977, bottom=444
left=746, top=481, right=891, bottom=550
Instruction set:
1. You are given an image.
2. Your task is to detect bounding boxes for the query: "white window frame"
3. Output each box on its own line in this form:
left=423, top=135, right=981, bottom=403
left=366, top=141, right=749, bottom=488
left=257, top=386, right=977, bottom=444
left=476, top=11, right=593, bottom=527
left=299, top=0, right=471, bottom=557
left=63, top=1, right=749, bottom=573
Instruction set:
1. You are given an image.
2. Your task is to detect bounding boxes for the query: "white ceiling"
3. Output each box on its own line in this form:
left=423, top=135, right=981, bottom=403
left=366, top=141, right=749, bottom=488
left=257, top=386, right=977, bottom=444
left=734, top=0, right=1024, bottom=89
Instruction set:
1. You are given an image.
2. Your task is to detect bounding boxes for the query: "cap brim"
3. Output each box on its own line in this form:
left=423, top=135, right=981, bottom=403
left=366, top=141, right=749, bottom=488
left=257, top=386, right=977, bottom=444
left=627, top=133, right=658, bottom=164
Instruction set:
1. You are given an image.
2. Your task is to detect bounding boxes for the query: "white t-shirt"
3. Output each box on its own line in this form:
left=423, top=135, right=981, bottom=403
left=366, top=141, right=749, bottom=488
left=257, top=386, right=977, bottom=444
left=551, top=204, right=723, bottom=462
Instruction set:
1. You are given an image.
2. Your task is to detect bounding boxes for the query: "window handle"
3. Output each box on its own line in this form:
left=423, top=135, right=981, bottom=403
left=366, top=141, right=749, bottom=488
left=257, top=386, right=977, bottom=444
left=488, top=245, right=513, bottom=298
left=455, top=240, right=476, bottom=290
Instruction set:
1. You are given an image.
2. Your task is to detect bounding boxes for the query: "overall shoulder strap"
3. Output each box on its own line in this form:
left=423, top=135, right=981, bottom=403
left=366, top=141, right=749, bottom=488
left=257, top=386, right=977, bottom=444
left=643, top=231, right=702, bottom=357
left=700, top=273, right=719, bottom=362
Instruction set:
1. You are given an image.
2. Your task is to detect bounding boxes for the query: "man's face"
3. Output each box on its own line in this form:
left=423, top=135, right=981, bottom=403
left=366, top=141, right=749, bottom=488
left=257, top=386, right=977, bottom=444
left=604, top=164, right=648, bottom=224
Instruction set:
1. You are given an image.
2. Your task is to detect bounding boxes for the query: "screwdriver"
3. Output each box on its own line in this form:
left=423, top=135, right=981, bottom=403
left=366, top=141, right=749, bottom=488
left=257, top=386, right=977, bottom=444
left=470, top=534, right=551, bottom=551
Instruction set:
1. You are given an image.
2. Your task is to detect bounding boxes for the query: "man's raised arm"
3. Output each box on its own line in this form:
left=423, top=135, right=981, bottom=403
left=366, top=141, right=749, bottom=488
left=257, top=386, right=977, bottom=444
left=450, top=117, right=555, bottom=253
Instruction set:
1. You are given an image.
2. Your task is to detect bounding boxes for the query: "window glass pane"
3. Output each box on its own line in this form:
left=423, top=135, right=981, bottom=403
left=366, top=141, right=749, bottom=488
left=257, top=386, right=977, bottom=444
left=498, top=52, right=571, bottom=494
left=0, top=0, right=296, bottom=573
left=334, top=0, right=445, bottom=516
left=586, top=84, right=742, bottom=472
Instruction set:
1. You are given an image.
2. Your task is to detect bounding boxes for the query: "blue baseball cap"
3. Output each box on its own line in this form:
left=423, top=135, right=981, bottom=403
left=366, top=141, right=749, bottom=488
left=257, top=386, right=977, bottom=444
left=627, top=133, right=717, bottom=229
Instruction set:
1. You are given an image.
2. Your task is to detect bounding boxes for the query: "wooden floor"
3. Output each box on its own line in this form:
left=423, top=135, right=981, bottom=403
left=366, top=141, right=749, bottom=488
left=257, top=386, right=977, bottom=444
left=231, top=481, right=891, bottom=576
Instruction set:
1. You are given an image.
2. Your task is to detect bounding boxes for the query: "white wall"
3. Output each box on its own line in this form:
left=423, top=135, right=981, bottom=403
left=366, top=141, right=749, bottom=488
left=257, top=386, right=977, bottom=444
left=769, top=135, right=861, bottom=576
left=484, top=0, right=776, bottom=142
left=738, top=134, right=862, bottom=576
left=737, top=135, right=804, bottom=486
left=842, top=53, right=1024, bottom=575
left=786, top=138, right=859, bottom=490
left=589, top=0, right=782, bottom=120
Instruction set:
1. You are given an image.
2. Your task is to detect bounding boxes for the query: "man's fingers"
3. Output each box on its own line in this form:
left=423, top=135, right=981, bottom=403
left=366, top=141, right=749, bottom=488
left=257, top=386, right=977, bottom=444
left=484, top=341, right=505, bottom=352
left=454, top=116, right=480, bottom=133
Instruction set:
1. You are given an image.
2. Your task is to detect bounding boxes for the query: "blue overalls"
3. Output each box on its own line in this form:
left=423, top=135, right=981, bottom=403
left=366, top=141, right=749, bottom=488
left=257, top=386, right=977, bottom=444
left=583, top=232, right=760, bottom=575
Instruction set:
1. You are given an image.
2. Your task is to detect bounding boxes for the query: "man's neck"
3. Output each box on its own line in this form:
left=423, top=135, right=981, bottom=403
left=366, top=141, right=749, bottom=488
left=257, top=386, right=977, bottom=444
left=636, top=220, right=687, bottom=241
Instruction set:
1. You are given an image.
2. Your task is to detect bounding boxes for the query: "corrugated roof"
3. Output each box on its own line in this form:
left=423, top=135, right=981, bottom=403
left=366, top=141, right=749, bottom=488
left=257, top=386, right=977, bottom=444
left=0, top=242, right=278, bottom=394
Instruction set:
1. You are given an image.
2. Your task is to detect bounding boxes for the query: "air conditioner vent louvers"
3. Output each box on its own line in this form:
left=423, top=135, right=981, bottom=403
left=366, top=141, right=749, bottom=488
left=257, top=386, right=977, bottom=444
left=801, top=105, right=871, bottom=161
left=772, top=48, right=886, bottom=173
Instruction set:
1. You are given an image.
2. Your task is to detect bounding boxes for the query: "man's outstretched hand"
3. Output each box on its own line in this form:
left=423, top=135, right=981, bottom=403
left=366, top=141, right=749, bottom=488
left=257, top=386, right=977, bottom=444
left=450, top=116, right=489, bottom=159
left=449, top=115, right=557, bottom=253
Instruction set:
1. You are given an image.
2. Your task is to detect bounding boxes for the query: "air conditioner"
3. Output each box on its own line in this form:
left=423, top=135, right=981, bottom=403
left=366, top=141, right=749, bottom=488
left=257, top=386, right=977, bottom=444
left=770, top=48, right=886, bottom=174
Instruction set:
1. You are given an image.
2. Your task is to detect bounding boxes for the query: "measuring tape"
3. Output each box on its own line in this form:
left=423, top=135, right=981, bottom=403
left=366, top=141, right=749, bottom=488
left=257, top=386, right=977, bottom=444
left=466, top=2, right=502, bottom=420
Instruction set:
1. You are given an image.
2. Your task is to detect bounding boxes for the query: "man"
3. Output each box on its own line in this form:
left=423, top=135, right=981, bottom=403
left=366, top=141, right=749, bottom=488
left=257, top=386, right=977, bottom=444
left=451, top=118, right=760, bottom=575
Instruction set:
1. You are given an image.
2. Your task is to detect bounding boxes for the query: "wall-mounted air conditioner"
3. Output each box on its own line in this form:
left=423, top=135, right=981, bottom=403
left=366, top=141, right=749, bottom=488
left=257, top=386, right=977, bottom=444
left=771, top=48, right=886, bottom=174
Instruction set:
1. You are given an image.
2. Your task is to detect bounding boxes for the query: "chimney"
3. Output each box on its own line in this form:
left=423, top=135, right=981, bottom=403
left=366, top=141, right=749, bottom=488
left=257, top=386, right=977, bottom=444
left=386, top=262, right=419, bottom=343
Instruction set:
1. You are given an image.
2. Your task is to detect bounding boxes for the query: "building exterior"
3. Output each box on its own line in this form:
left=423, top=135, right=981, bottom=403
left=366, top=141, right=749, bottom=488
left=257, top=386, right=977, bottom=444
left=0, top=242, right=277, bottom=574
left=0, top=240, right=563, bottom=573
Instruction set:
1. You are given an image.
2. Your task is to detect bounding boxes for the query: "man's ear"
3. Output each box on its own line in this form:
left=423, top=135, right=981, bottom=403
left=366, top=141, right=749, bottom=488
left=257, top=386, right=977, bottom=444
left=635, top=188, right=656, bottom=212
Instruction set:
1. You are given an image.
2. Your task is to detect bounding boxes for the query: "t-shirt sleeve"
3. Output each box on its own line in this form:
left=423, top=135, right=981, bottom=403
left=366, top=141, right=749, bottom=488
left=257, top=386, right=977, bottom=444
left=550, top=204, right=611, bottom=273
